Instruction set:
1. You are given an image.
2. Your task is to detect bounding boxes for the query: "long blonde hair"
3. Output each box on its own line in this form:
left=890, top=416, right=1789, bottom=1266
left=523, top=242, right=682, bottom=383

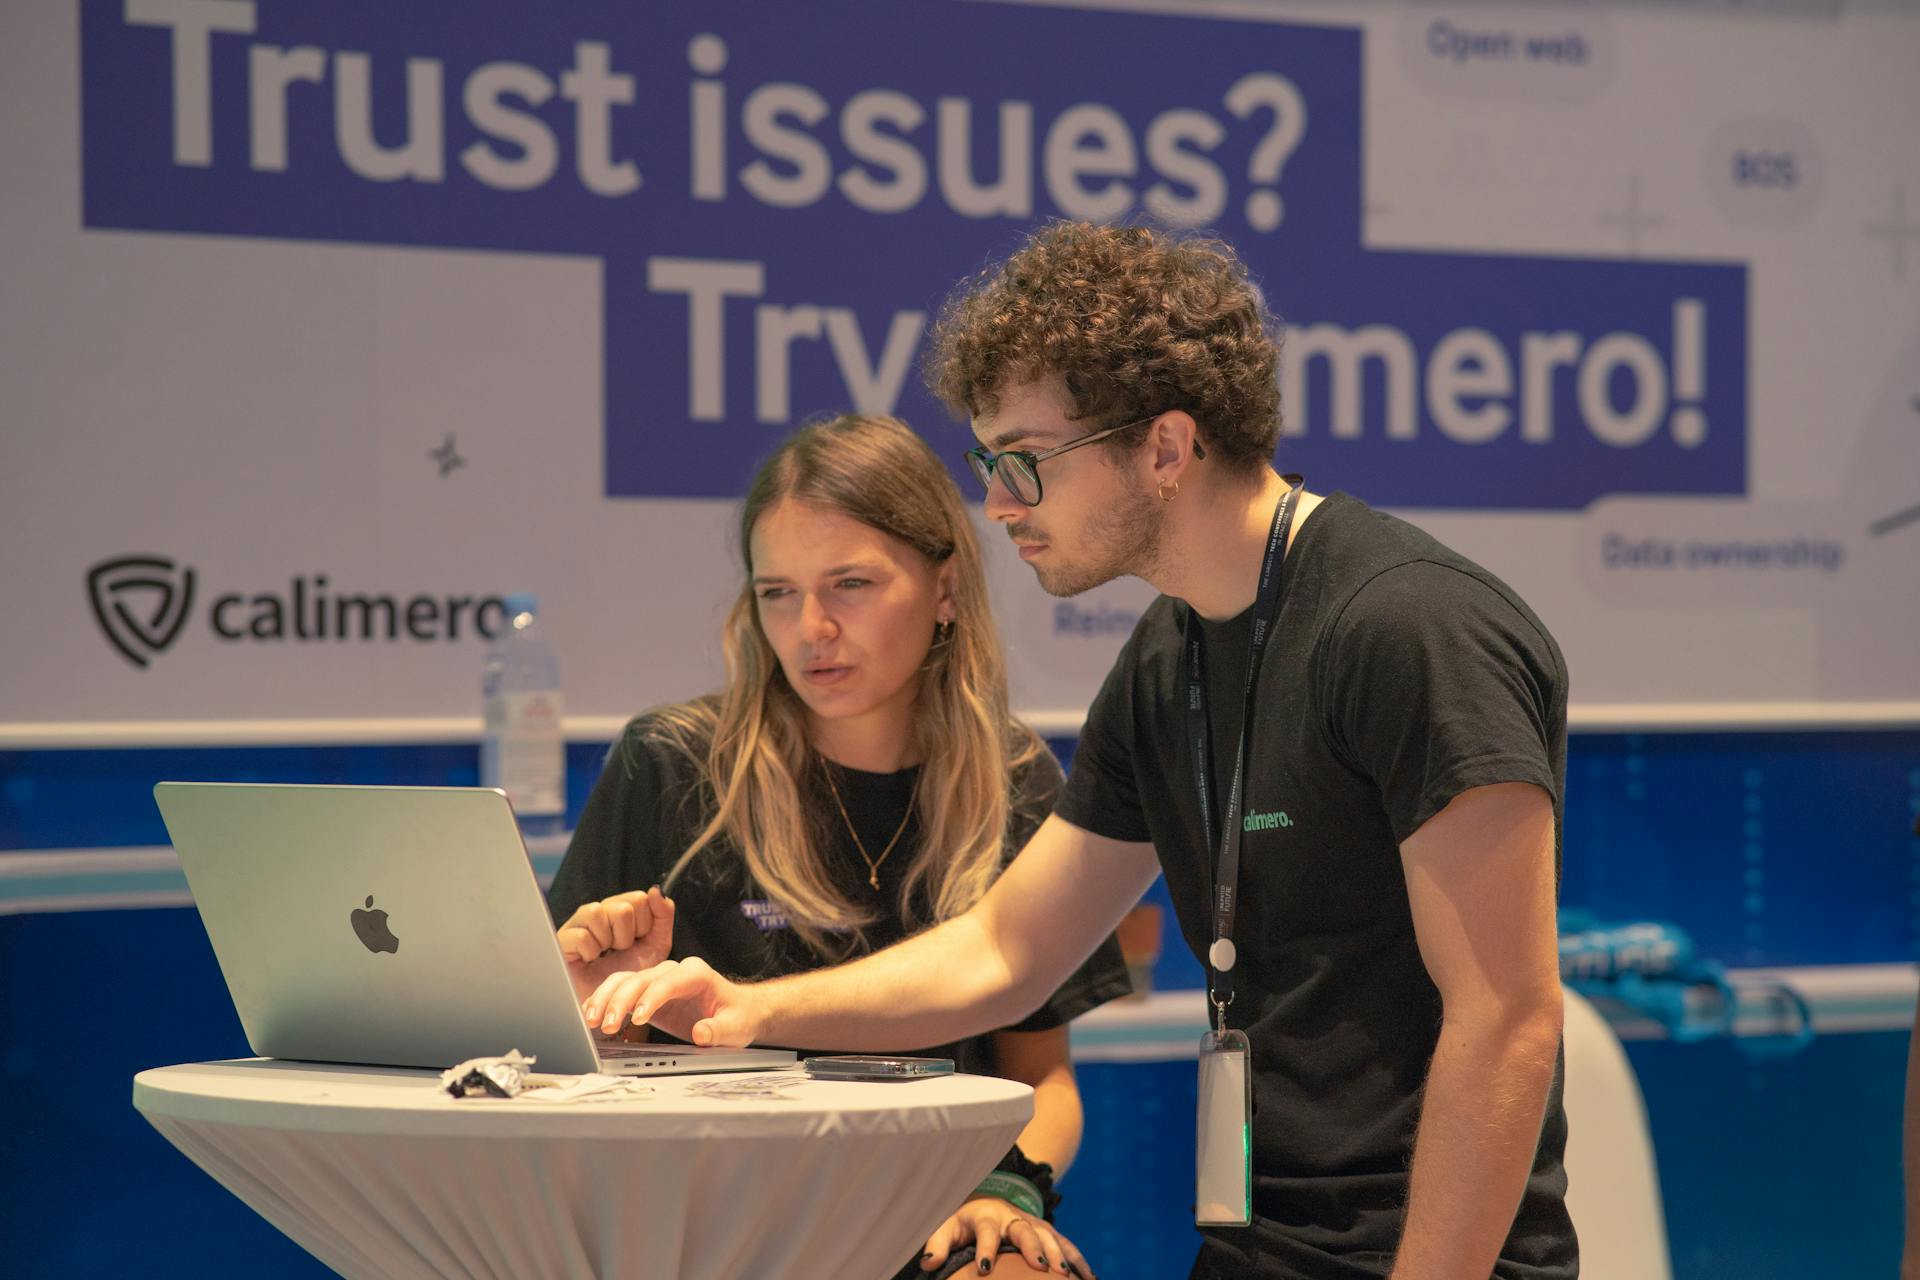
left=651, top=414, right=1044, bottom=959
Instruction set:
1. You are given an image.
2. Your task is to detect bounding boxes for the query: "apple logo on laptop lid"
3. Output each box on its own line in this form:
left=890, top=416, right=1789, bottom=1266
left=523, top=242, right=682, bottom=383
left=351, top=895, right=400, bottom=954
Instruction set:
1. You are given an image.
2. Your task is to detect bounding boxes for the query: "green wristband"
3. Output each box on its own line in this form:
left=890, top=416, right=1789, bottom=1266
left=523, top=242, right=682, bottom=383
left=972, top=1170, right=1045, bottom=1218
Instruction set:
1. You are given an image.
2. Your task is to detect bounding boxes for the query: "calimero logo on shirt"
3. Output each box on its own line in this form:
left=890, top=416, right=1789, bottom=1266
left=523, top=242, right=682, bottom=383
left=1243, top=809, right=1294, bottom=832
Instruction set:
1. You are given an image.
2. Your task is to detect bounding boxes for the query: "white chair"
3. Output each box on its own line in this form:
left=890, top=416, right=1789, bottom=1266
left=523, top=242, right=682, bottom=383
left=1558, top=986, right=1673, bottom=1280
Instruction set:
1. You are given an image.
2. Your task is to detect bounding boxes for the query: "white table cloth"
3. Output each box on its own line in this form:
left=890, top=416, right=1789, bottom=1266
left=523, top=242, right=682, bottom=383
left=133, top=1059, right=1032, bottom=1280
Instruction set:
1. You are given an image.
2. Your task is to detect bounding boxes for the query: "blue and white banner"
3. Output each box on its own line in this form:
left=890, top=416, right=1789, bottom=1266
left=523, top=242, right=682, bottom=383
left=3, top=0, right=1915, bottom=734
left=80, top=0, right=1747, bottom=509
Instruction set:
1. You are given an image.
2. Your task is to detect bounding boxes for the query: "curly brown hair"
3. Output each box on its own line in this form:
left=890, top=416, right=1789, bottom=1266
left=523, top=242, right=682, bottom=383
left=926, top=221, right=1283, bottom=472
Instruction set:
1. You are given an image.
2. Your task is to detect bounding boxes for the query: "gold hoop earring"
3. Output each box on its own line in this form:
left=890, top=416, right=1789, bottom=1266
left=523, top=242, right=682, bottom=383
left=1157, top=478, right=1179, bottom=502
left=920, top=619, right=954, bottom=672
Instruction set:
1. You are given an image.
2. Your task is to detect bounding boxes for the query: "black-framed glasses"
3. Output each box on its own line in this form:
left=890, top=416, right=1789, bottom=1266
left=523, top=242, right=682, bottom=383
left=964, top=414, right=1204, bottom=507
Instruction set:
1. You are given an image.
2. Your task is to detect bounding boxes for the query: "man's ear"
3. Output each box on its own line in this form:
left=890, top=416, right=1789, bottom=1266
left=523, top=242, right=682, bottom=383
left=1146, top=410, right=1202, bottom=486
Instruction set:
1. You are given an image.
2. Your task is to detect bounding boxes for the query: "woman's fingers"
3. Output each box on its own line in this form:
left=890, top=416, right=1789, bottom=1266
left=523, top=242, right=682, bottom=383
left=974, top=1213, right=1091, bottom=1278
left=971, top=1218, right=1006, bottom=1275
left=1002, top=1216, right=1055, bottom=1274
left=560, top=889, right=671, bottom=961
left=605, top=896, right=637, bottom=952
left=561, top=901, right=613, bottom=956
left=1039, top=1224, right=1093, bottom=1279
left=1018, top=1219, right=1048, bottom=1274
left=917, top=1210, right=964, bottom=1272
left=556, top=926, right=595, bottom=966
left=645, top=888, right=676, bottom=949
left=1020, top=1220, right=1076, bottom=1276
left=626, top=887, right=675, bottom=963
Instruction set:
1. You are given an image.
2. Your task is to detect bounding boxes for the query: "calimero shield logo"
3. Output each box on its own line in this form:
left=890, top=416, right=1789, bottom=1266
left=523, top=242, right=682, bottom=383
left=87, top=555, right=197, bottom=669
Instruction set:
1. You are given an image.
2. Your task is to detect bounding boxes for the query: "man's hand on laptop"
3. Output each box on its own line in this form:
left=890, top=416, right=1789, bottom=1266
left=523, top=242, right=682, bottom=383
left=557, top=886, right=676, bottom=1008
left=580, top=956, right=763, bottom=1048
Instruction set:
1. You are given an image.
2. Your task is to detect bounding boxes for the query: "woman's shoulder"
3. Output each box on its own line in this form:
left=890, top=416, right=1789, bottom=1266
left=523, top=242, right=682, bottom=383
left=600, top=699, right=733, bottom=863
left=610, top=697, right=722, bottom=783
left=1005, top=719, right=1066, bottom=822
left=624, top=696, right=721, bottom=747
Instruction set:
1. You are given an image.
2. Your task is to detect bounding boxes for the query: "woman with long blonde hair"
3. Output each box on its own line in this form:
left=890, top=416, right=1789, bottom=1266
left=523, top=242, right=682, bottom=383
left=549, top=413, right=1126, bottom=1280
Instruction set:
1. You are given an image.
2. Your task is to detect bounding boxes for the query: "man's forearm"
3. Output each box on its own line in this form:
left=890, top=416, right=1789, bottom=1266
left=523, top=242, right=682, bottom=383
left=1389, top=1004, right=1562, bottom=1280
left=751, top=910, right=1037, bottom=1051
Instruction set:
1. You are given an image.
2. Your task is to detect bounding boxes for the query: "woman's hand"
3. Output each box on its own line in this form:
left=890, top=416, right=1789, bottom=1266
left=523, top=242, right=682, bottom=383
left=557, top=886, right=675, bottom=1006
left=918, top=1197, right=1092, bottom=1278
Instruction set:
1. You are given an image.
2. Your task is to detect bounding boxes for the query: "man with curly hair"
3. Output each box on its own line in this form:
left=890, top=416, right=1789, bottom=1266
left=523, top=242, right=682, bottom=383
left=587, top=222, right=1578, bottom=1280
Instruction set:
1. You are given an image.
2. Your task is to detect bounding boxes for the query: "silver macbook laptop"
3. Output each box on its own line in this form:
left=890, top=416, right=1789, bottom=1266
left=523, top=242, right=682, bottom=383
left=153, top=781, right=795, bottom=1076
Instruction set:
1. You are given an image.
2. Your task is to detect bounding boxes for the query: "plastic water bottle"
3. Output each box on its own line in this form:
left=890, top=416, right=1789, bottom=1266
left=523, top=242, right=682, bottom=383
left=480, top=593, right=566, bottom=837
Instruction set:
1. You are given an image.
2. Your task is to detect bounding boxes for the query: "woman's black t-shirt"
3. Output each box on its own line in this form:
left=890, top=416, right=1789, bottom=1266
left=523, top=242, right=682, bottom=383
left=548, top=712, right=1132, bottom=1074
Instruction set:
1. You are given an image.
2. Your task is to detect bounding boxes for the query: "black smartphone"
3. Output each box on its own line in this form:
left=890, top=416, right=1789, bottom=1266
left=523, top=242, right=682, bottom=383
left=802, top=1055, right=956, bottom=1081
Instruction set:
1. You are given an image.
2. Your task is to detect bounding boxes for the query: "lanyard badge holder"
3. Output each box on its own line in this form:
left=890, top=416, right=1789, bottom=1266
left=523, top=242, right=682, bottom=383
left=1196, top=1001, right=1253, bottom=1225
left=1188, top=478, right=1301, bottom=1229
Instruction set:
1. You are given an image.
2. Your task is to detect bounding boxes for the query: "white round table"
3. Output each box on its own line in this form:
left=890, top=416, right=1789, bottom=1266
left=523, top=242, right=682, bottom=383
left=133, top=1059, right=1033, bottom=1280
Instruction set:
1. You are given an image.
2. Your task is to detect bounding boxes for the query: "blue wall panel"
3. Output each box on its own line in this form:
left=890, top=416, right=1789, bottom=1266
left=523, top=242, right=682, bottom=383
left=9, top=730, right=1916, bottom=970
left=0, top=908, right=330, bottom=1279
left=1559, top=732, right=1920, bottom=967
left=0, top=742, right=611, bottom=852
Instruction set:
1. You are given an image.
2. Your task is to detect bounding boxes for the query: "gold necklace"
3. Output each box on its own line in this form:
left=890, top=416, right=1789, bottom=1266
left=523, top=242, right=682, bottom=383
left=819, top=762, right=916, bottom=890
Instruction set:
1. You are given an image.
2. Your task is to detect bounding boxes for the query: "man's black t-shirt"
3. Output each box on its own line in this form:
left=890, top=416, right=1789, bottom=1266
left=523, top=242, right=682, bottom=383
left=549, top=709, right=1132, bottom=1075
left=1055, top=492, right=1577, bottom=1279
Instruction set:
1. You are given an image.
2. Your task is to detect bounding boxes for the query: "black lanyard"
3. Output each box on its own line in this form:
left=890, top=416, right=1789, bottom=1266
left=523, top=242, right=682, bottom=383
left=1184, top=475, right=1303, bottom=1032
